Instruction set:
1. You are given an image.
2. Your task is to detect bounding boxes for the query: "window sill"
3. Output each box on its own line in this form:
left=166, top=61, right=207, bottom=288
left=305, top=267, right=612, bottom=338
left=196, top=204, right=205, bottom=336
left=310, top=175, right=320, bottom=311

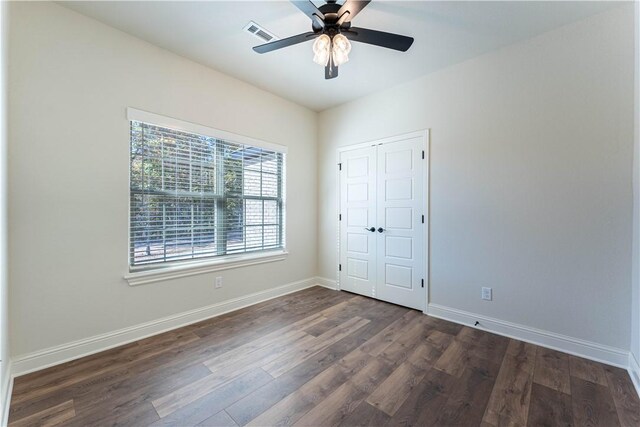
left=124, top=250, right=288, bottom=286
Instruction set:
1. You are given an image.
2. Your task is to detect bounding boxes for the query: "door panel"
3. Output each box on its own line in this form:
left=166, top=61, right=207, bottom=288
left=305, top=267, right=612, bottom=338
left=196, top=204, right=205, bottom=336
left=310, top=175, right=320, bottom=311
left=386, top=178, right=413, bottom=200
left=385, top=207, right=413, bottom=229
left=385, top=236, right=412, bottom=259
left=375, top=137, right=424, bottom=310
left=339, top=146, right=376, bottom=297
left=339, top=135, right=425, bottom=311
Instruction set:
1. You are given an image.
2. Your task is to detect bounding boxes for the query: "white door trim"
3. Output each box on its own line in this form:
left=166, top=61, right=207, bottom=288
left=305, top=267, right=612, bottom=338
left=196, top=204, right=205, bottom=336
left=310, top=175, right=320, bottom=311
left=336, top=130, right=430, bottom=311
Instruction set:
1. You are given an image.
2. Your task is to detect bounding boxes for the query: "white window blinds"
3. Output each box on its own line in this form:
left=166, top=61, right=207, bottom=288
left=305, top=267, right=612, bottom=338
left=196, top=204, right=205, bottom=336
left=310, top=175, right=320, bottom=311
left=129, top=118, right=285, bottom=269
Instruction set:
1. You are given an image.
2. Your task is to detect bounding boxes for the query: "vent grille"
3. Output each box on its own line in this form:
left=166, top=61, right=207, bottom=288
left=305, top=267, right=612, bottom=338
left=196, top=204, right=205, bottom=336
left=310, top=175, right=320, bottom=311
left=244, top=21, right=277, bottom=43
left=256, top=30, right=272, bottom=41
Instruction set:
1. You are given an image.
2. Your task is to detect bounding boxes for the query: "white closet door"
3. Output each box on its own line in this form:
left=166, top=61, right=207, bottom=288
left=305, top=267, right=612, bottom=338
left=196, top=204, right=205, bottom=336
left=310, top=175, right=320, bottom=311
left=375, top=136, right=424, bottom=310
left=339, top=146, right=377, bottom=297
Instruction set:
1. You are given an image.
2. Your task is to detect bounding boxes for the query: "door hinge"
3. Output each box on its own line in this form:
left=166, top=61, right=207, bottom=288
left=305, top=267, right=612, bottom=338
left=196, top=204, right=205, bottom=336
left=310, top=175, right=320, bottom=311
left=339, top=214, right=342, bottom=221
left=338, top=163, right=342, bottom=171
left=422, top=150, right=425, bottom=159
left=339, top=264, right=342, bottom=271
left=422, top=215, right=424, bottom=224
left=421, top=279, right=424, bottom=288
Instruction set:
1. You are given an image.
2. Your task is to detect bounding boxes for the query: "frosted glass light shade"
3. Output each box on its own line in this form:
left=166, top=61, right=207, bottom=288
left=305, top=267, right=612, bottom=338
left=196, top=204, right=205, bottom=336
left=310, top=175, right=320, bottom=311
left=332, top=33, right=351, bottom=66
left=312, top=34, right=331, bottom=66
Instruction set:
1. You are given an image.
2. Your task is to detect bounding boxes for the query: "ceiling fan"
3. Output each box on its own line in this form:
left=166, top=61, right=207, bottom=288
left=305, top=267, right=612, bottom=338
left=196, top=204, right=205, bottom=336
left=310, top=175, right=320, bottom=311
left=253, top=0, right=414, bottom=79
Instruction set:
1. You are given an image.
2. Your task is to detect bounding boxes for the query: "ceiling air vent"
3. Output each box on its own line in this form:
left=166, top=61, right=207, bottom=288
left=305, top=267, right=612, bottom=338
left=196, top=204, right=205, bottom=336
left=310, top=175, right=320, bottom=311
left=244, top=21, right=277, bottom=43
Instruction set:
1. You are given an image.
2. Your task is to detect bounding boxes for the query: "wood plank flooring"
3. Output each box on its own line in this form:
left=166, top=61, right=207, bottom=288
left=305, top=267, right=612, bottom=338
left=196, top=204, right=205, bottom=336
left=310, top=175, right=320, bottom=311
left=9, top=286, right=640, bottom=426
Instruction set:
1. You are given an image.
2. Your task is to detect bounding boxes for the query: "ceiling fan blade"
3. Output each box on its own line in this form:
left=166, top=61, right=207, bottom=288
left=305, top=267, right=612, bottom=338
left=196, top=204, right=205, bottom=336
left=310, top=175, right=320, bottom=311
left=343, top=27, right=414, bottom=52
left=253, top=32, right=319, bottom=54
left=337, top=0, right=371, bottom=26
left=291, top=1, right=325, bottom=29
left=325, top=64, right=338, bottom=80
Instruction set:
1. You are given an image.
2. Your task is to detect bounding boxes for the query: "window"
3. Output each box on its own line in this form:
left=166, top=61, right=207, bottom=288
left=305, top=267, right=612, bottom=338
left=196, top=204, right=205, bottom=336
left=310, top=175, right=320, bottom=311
left=129, top=111, right=285, bottom=270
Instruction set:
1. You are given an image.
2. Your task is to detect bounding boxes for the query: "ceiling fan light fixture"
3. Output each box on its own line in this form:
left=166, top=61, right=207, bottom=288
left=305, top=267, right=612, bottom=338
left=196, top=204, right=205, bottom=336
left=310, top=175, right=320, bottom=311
left=253, top=1, right=414, bottom=80
left=312, top=34, right=331, bottom=65
left=331, top=33, right=351, bottom=66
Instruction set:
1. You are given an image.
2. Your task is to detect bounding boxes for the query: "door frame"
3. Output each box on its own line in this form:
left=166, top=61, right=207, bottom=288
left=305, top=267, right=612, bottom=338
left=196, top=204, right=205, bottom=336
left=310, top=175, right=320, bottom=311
left=336, top=129, right=430, bottom=313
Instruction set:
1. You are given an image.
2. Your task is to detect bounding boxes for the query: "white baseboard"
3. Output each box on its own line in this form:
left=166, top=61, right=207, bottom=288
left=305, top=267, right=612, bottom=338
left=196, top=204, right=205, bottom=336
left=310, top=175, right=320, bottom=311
left=315, top=276, right=338, bottom=290
left=629, top=352, right=640, bottom=398
left=12, top=277, right=320, bottom=377
left=9, top=281, right=638, bottom=402
left=427, top=303, right=630, bottom=369
left=1, top=359, right=13, bottom=427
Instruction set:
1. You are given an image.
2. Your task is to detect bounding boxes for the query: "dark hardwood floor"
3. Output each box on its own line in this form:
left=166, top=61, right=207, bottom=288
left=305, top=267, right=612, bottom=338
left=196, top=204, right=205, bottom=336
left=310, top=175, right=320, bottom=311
left=8, top=286, right=640, bottom=426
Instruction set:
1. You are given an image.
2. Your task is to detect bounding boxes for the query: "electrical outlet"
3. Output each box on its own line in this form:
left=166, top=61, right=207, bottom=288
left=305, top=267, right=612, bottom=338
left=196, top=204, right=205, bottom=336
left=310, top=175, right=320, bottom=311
left=481, top=287, right=492, bottom=301
left=215, top=277, right=223, bottom=289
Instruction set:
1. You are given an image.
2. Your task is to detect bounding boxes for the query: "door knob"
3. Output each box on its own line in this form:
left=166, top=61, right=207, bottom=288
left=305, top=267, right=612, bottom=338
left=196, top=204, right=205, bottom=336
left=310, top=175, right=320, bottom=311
left=364, top=227, right=375, bottom=232
left=377, top=227, right=385, bottom=233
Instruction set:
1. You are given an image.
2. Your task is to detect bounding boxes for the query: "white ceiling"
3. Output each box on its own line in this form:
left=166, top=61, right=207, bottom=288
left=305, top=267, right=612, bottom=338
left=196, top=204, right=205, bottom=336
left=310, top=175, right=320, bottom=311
left=59, top=1, right=622, bottom=111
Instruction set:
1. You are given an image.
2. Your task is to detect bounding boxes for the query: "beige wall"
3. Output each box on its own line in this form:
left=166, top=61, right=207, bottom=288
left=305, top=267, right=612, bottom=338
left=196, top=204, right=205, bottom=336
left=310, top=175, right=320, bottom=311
left=318, top=5, right=635, bottom=350
left=6, top=1, right=637, bottom=368
left=1, top=0, right=10, bottom=419
left=631, top=0, right=640, bottom=368
left=8, top=1, right=317, bottom=357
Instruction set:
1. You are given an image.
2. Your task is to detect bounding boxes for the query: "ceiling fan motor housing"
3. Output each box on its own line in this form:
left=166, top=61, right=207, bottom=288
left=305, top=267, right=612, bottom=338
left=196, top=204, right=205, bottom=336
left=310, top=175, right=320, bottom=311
left=314, top=2, right=351, bottom=34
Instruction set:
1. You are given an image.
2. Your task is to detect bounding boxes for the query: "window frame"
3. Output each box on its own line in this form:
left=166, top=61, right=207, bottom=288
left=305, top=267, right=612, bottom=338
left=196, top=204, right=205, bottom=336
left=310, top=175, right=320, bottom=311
left=124, top=108, right=288, bottom=286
